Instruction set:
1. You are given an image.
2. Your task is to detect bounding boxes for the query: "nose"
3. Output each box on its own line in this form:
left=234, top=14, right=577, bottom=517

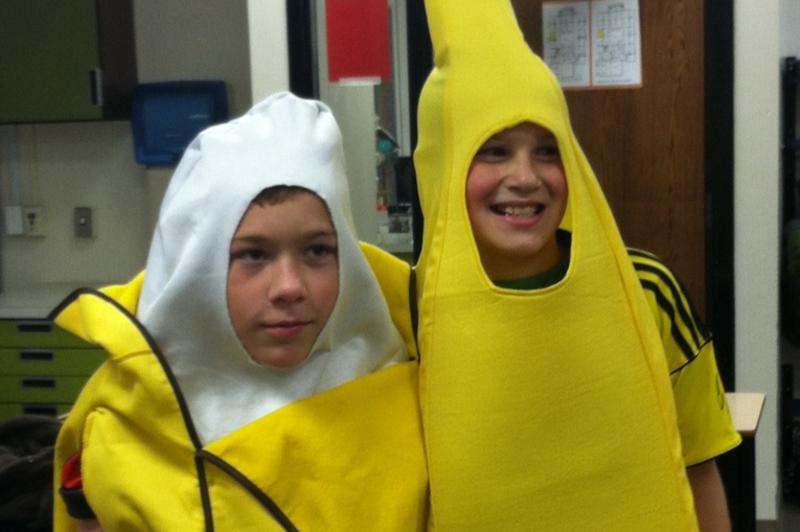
left=506, top=154, right=541, bottom=190
left=268, top=257, right=307, bottom=303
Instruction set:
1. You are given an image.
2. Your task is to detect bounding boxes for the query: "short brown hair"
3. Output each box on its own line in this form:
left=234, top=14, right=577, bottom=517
left=251, top=185, right=311, bottom=206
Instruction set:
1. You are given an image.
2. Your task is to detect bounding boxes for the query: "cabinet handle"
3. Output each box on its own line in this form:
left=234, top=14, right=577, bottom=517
left=22, top=404, right=58, bottom=417
left=89, top=68, right=104, bottom=106
left=21, top=377, right=56, bottom=389
left=20, top=350, right=54, bottom=362
left=17, top=322, right=52, bottom=333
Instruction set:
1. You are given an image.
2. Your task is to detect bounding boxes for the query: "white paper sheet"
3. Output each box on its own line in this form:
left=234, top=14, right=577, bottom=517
left=590, top=0, right=642, bottom=86
left=542, top=0, right=642, bottom=89
left=542, top=1, right=591, bottom=88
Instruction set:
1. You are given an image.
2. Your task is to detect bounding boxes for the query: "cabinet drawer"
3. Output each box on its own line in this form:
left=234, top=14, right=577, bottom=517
left=0, top=402, right=71, bottom=420
left=0, top=348, right=105, bottom=376
left=0, top=320, right=94, bottom=348
left=0, top=0, right=137, bottom=123
left=0, top=376, right=90, bottom=403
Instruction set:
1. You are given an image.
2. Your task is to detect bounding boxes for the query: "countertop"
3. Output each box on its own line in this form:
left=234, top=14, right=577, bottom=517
left=0, top=281, right=120, bottom=319
left=725, top=392, right=766, bottom=437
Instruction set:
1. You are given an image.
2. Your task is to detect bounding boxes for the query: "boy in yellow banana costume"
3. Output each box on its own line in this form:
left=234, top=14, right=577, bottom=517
left=413, top=1, right=738, bottom=530
left=52, top=93, right=427, bottom=531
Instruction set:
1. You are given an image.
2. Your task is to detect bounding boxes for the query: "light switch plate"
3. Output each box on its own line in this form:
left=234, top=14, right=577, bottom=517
left=4, top=206, right=23, bottom=235
left=74, top=207, right=93, bottom=238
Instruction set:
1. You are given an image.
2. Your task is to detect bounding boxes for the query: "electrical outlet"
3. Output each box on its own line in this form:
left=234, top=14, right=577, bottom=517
left=22, top=206, right=46, bottom=237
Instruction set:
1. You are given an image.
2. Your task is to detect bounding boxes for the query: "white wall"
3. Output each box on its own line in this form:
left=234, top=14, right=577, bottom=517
left=134, top=0, right=253, bottom=231
left=735, top=0, right=781, bottom=521
left=134, top=0, right=252, bottom=115
left=248, top=0, right=290, bottom=101
left=781, top=0, right=800, bottom=58
left=0, top=122, right=148, bottom=286
left=135, top=0, right=289, bottom=231
left=0, top=0, right=256, bottom=291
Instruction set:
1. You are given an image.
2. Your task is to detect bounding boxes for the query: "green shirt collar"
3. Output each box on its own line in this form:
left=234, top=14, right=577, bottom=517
left=494, top=231, right=571, bottom=290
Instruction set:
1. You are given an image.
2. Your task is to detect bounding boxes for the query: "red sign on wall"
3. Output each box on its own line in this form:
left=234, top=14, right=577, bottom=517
left=326, top=0, right=392, bottom=83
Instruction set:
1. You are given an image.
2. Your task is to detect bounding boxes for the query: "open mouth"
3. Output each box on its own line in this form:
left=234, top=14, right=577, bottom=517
left=491, top=204, right=544, bottom=217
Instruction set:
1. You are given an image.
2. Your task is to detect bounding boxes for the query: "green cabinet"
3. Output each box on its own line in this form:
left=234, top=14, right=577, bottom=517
left=0, top=0, right=137, bottom=123
left=0, top=319, right=105, bottom=420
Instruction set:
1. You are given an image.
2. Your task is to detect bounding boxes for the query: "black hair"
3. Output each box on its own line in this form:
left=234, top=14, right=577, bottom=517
left=250, top=185, right=312, bottom=206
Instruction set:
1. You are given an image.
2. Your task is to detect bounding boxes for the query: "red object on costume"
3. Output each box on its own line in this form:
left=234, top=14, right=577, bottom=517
left=62, top=451, right=83, bottom=490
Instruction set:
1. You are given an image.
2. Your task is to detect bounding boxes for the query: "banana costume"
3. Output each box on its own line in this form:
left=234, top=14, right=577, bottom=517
left=52, top=93, right=427, bottom=531
left=414, top=2, right=698, bottom=530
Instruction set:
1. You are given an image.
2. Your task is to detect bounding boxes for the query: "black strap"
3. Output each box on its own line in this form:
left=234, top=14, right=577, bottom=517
left=59, top=486, right=96, bottom=520
left=409, top=267, right=420, bottom=362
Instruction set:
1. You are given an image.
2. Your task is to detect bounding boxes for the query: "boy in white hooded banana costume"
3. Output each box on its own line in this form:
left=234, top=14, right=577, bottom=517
left=52, top=92, right=427, bottom=531
left=414, top=1, right=738, bottom=530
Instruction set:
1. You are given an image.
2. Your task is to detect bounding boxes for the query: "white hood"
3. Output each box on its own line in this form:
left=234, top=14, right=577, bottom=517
left=137, top=92, right=407, bottom=444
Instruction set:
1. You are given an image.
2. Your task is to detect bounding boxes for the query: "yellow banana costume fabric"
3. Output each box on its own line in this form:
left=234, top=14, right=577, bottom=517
left=52, top=259, right=427, bottom=531
left=414, top=1, right=697, bottom=530
left=52, top=93, right=428, bottom=531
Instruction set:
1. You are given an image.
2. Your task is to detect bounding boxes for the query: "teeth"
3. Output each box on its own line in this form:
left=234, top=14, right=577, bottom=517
left=501, top=205, right=541, bottom=216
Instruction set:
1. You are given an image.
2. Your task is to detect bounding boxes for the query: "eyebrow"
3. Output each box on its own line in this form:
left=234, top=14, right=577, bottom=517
left=231, top=229, right=337, bottom=244
left=489, top=131, right=557, bottom=142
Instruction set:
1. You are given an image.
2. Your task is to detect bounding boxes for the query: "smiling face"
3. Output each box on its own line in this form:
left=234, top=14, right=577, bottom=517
left=227, top=189, right=339, bottom=369
left=466, top=122, right=568, bottom=281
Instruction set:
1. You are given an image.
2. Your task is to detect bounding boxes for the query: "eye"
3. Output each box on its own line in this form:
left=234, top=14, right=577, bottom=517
left=474, top=143, right=509, bottom=161
left=231, top=247, right=270, bottom=264
left=304, top=243, right=338, bottom=263
left=534, top=143, right=561, bottom=162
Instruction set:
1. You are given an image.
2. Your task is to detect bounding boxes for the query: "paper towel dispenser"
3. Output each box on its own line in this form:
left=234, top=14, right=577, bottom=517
left=131, top=81, right=228, bottom=166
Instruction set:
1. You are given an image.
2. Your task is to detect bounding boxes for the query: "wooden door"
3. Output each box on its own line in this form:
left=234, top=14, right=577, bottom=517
left=511, top=0, right=708, bottom=318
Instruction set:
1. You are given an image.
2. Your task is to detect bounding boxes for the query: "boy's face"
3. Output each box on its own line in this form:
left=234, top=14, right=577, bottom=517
left=227, top=191, right=339, bottom=369
left=466, top=122, right=568, bottom=281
